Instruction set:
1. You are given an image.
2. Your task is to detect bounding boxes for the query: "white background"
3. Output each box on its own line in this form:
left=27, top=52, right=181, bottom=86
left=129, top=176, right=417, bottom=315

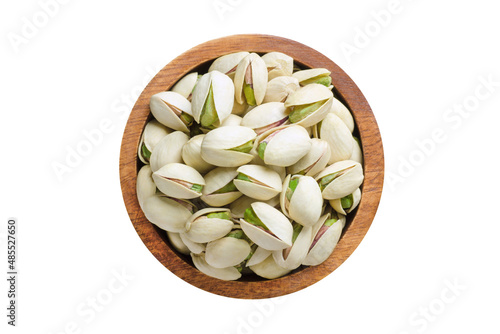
left=1, top=0, right=499, bottom=333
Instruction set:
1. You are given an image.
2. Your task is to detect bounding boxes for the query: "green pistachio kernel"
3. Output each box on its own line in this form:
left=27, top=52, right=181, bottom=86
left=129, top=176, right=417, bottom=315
left=180, top=112, right=194, bottom=127
left=229, top=139, right=254, bottom=153
left=324, top=218, right=338, bottom=227
left=319, top=172, right=339, bottom=191
left=227, top=230, right=244, bottom=239
left=301, top=75, right=332, bottom=87
left=213, top=181, right=238, bottom=194
left=190, top=184, right=204, bottom=193
left=286, top=178, right=299, bottom=201
left=200, top=85, right=219, bottom=128
left=244, top=207, right=268, bottom=230
left=243, top=83, right=256, bottom=106
left=291, top=223, right=303, bottom=243
left=341, top=194, right=354, bottom=209
left=289, top=100, right=326, bottom=123
left=206, top=212, right=231, bottom=220
left=236, top=173, right=252, bottom=182
left=141, top=143, right=152, bottom=161
left=257, top=141, right=267, bottom=160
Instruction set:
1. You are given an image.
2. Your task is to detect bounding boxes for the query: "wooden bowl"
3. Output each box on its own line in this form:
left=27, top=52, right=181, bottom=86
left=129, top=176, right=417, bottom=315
left=119, top=34, right=384, bottom=299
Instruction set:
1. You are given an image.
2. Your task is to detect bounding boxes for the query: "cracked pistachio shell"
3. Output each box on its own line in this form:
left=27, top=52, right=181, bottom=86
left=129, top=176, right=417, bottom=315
left=280, top=175, right=323, bottom=227
left=263, top=76, right=300, bottom=103
left=191, top=252, right=241, bottom=281
left=171, top=72, right=199, bottom=101
left=241, top=102, right=289, bottom=135
left=208, top=51, right=250, bottom=78
left=316, top=113, right=354, bottom=164
left=138, top=119, right=171, bottom=164
left=239, top=202, right=293, bottom=251
left=272, top=224, right=312, bottom=270
left=181, top=134, right=215, bottom=174
left=229, top=195, right=280, bottom=219
left=315, top=160, right=364, bottom=200
left=206, top=236, right=251, bottom=268
left=284, top=84, right=333, bottom=127
left=150, top=131, right=189, bottom=172
left=201, top=126, right=256, bottom=167
left=152, top=163, right=205, bottom=199
left=350, top=137, right=363, bottom=164
left=142, top=195, right=195, bottom=233
left=191, top=71, right=235, bottom=128
left=292, top=68, right=332, bottom=87
left=220, top=114, right=242, bottom=127
left=234, top=164, right=283, bottom=201
left=330, top=97, right=354, bottom=132
left=287, top=138, right=331, bottom=176
left=246, top=246, right=272, bottom=267
left=201, top=167, right=242, bottom=207
left=303, top=212, right=346, bottom=266
left=137, top=165, right=156, bottom=210
left=330, top=188, right=362, bottom=215
left=261, top=52, right=294, bottom=80
left=179, top=233, right=205, bottom=254
left=185, top=208, right=234, bottom=243
left=234, top=53, right=268, bottom=105
left=166, top=231, right=190, bottom=255
left=150, top=91, right=193, bottom=132
left=255, top=125, right=311, bottom=167
left=249, top=254, right=291, bottom=279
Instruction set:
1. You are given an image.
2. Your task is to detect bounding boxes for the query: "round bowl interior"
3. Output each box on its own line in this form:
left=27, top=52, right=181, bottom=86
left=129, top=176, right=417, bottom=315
left=119, top=34, right=384, bottom=299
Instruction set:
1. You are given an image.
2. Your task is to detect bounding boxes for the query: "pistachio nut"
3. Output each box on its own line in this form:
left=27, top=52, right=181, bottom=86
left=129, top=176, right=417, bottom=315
left=150, top=91, right=194, bottom=132
left=292, top=68, right=333, bottom=88
left=350, top=136, right=363, bottom=164
left=184, top=208, right=234, bottom=243
left=137, top=119, right=170, bottom=164
left=150, top=131, right=190, bottom=172
left=201, top=126, right=256, bottom=167
left=250, top=154, right=287, bottom=181
left=208, top=51, right=250, bottom=78
left=302, top=211, right=346, bottom=266
left=240, top=102, right=289, bottom=135
left=255, top=125, right=311, bottom=167
left=316, top=113, right=354, bottom=164
left=239, top=202, right=293, bottom=251
left=166, top=231, right=190, bottom=255
left=329, top=187, right=361, bottom=215
left=263, top=76, right=300, bottom=103
left=181, top=134, right=215, bottom=174
left=191, top=70, right=235, bottom=128
left=234, top=53, right=268, bottom=106
left=229, top=195, right=280, bottom=219
left=246, top=246, right=272, bottom=267
left=287, top=138, right=331, bottom=176
left=234, top=164, right=283, bottom=200
left=330, top=97, right=354, bottom=132
left=315, top=160, right=364, bottom=200
left=272, top=222, right=312, bottom=270
left=152, top=163, right=205, bottom=199
left=142, top=194, right=195, bottom=233
left=191, top=252, right=242, bottom=281
left=280, top=174, right=323, bottom=227
left=261, top=52, right=294, bottom=81
left=231, top=98, right=248, bottom=115
left=205, top=231, right=251, bottom=268
left=284, top=83, right=333, bottom=127
left=249, top=254, right=291, bottom=279
left=137, top=165, right=156, bottom=210
left=220, top=114, right=243, bottom=127
left=179, top=233, right=205, bottom=254
left=201, top=167, right=242, bottom=207
left=171, top=72, right=200, bottom=101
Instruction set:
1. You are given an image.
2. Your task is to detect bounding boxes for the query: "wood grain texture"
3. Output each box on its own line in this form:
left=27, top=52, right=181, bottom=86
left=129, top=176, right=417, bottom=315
left=119, top=34, right=384, bottom=299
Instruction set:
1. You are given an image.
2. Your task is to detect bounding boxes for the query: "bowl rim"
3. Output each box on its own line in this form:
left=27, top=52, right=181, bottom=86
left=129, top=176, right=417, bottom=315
left=119, top=34, right=384, bottom=299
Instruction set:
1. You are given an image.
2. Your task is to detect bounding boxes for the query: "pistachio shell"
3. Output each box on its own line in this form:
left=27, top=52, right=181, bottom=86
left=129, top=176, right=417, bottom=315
left=249, top=254, right=291, bottom=279
left=179, top=233, right=205, bottom=254
left=318, top=113, right=354, bottom=164
left=201, top=167, right=242, bottom=207
left=255, top=125, right=311, bottom=167
left=284, top=84, right=333, bottom=127
left=191, top=253, right=241, bottom=281
left=280, top=175, right=323, bottom=227
left=150, top=91, right=193, bottom=132
left=166, top=231, right=190, bottom=255
left=234, top=164, right=282, bottom=201
left=150, top=131, right=189, bottom=172
left=171, top=72, right=199, bottom=100
left=234, top=53, right=268, bottom=105
left=201, top=126, right=256, bottom=167
left=229, top=195, right=280, bottom=219
left=181, top=134, right=215, bottom=174
left=136, top=165, right=156, bottom=210
left=287, top=138, right=331, bottom=176
left=330, top=97, right=354, bottom=132
left=272, top=224, right=312, bottom=270
left=315, top=160, right=364, bottom=200
left=239, top=202, right=292, bottom=251
left=153, top=163, right=205, bottom=199
left=185, top=208, right=234, bottom=243
left=240, top=102, right=289, bottom=135
left=246, top=246, right=272, bottom=266
left=261, top=52, right=294, bottom=80
left=142, top=195, right=194, bottom=233
left=205, top=237, right=251, bottom=268
left=329, top=188, right=362, bottom=215
left=263, top=76, right=300, bottom=103
left=138, top=119, right=171, bottom=164
left=208, top=51, right=250, bottom=78
left=231, top=98, right=248, bottom=115
left=220, top=114, right=243, bottom=127
left=292, top=68, right=332, bottom=87
left=350, top=137, right=363, bottom=164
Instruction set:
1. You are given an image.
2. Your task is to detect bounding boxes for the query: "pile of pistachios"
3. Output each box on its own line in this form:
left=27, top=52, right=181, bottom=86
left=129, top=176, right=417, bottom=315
left=136, top=51, right=364, bottom=281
